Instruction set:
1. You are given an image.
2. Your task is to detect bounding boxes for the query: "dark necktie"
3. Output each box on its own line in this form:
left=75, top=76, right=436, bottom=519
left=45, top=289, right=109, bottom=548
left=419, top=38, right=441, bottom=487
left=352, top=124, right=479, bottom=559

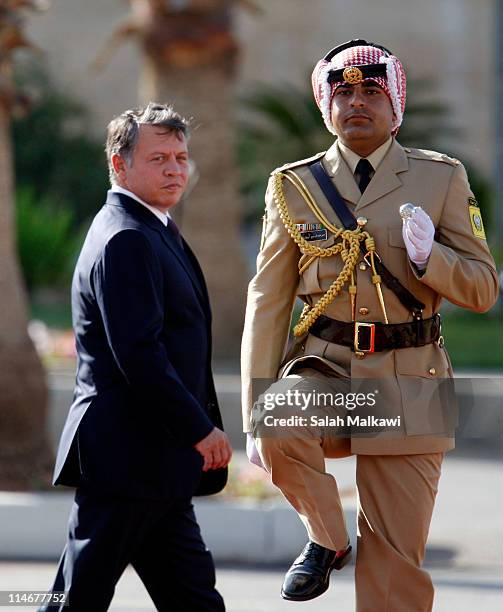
left=355, top=158, right=373, bottom=193
left=167, top=217, right=184, bottom=250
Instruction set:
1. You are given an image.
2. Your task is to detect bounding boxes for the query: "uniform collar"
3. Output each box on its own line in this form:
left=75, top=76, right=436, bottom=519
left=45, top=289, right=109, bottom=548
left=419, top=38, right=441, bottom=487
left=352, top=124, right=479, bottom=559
left=337, top=137, right=393, bottom=174
left=322, top=138, right=409, bottom=209
left=111, top=185, right=171, bottom=226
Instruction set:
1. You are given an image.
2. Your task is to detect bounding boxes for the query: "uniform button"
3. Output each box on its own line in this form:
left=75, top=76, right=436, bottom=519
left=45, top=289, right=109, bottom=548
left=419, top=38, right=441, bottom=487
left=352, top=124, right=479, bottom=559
left=359, top=262, right=367, bottom=271
left=359, top=307, right=369, bottom=316
left=429, top=367, right=436, bottom=376
left=356, top=216, right=368, bottom=227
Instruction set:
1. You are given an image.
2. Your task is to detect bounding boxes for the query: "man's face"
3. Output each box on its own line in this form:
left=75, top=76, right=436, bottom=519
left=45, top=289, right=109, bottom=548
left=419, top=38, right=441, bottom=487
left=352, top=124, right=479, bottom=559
left=330, top=80, right=394, bottom=153
left=113, top=124, right=190, bottom=212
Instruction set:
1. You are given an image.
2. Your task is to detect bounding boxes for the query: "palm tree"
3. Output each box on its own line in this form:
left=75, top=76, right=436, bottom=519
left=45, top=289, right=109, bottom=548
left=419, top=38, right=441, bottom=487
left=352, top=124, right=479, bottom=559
left=0, top=0, right=53, bottom=489
left=95, top=0, right=259, bottom=357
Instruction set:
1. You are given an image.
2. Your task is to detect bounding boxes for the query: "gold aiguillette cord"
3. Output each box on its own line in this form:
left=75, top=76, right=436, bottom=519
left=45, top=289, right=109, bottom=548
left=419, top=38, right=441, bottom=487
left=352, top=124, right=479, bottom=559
left=363, top=237, right=389, bottom=324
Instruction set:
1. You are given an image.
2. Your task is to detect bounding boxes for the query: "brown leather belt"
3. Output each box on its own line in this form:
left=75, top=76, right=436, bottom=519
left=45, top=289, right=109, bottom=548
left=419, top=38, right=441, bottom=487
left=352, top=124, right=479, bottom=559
left=310, top=314, right=442, bottom=353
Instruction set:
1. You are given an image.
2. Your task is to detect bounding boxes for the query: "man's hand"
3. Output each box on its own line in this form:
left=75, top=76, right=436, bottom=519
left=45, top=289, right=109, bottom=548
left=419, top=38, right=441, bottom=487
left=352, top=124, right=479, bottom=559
left=194, top=427, right=232, bottom=472
left=402, top=207, right=435, bottom=269
left=246, top=432, right=265, bottom=470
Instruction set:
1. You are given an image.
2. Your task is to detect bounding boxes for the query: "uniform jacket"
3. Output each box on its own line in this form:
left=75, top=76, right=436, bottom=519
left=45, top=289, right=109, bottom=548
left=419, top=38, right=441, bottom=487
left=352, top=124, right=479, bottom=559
left=241, top=139, right=499, bottom=454
left=54, top=191, right=226, bottom=498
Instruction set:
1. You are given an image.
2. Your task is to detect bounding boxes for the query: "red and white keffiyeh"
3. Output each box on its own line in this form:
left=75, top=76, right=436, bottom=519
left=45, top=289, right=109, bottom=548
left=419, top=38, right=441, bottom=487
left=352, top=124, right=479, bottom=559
left=312, top=44, right=406, bottom=135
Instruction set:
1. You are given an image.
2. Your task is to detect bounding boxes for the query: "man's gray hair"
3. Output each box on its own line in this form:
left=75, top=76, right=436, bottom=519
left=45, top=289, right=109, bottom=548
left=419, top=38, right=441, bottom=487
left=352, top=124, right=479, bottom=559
left=105, top=102, right=190, bottom=184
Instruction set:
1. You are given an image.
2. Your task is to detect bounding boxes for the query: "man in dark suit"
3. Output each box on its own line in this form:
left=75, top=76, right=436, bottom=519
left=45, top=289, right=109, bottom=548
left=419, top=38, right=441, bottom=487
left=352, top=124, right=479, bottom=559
left=41, top=103, right=232, bottom=611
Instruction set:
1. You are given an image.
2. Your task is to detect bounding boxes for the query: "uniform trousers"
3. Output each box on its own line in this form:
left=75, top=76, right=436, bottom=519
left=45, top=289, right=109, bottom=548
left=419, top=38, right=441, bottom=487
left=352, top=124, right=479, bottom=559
left=256, top=422, right=443, bottom=612
left=39, top=488, right=225, bottom=612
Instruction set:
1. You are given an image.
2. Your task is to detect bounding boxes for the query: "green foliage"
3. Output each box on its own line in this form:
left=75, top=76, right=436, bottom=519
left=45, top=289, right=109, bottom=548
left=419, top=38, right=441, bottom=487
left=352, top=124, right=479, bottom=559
left=12, top=60, right=109, bottom=227
left=398, top=78, right=460, bottom=148
left=441, top=309, right=503, bottom=369
left=10, top=60, right=106, bottom=295
left=16, top=187, right=82, bottom=292
left=238, top=82, right=332, bottom=223
left=30, top=295, right=73, bottom=329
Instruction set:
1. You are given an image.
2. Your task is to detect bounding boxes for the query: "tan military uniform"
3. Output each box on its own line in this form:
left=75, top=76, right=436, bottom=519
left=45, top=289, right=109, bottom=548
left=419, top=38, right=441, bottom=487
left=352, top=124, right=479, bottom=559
left=241, top=138, right=499, bottom=611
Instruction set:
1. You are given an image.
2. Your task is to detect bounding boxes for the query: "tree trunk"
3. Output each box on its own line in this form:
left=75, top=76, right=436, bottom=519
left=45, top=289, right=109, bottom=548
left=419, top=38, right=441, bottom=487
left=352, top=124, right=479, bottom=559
left=0, top=102, right=53, bottom=490
left=139, top=59, right=248, bottom=358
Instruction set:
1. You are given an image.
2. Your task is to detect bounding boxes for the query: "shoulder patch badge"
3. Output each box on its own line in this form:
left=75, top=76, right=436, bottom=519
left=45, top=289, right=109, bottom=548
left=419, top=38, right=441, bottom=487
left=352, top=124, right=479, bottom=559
left=468, top=200, right=486, bottom=239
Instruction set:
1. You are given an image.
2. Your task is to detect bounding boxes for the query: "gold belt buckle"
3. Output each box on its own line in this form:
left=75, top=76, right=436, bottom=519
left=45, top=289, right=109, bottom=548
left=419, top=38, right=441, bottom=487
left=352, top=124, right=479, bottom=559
left=354, top=322, right=376, bottom=353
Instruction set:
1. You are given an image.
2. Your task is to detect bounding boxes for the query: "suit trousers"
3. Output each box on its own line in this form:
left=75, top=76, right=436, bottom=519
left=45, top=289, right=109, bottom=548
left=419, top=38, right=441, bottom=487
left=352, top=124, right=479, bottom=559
left=39, top=488, right=225, bottom=612
left=256, top=433, right=443, bottom=612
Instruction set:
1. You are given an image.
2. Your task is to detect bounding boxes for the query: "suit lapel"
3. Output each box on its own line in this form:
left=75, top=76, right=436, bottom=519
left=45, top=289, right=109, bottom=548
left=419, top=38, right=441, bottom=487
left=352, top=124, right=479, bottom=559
left=158, top=230, right=207, bottom=305
left=355, top=140, right=409, bottom=211
left=181, top=240, right=211, bottom=313
left=106, top=191, right=207, bottom=307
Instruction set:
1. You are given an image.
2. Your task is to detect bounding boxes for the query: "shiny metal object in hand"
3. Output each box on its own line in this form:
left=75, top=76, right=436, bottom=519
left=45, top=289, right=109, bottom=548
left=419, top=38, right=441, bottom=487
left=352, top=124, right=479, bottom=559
left=399, top=203, right=418, bottom=220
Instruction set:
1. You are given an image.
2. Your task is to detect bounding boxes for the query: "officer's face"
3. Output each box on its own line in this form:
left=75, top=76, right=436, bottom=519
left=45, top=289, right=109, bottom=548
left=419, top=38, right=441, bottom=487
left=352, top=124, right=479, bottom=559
left=113, top=124, right=190, bottom=212
left=330, top=81, right=394, bottom=155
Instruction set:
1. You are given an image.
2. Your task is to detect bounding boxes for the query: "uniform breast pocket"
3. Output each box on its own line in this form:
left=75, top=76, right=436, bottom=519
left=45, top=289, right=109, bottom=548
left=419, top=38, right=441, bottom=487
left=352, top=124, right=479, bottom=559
left=298, top=235, right=344, bottom=295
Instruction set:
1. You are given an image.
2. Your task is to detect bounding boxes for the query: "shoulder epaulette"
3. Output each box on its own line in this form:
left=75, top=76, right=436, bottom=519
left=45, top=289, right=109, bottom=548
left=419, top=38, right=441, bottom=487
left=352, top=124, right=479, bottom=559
left=403, top=147, right=461, bottom=167
left=272, top=151, right=326, bottom=175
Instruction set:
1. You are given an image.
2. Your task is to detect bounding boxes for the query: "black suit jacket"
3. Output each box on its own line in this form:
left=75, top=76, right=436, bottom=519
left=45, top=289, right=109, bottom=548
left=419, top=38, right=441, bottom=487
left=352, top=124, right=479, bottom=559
left=53, top=191, right=227, bottom=499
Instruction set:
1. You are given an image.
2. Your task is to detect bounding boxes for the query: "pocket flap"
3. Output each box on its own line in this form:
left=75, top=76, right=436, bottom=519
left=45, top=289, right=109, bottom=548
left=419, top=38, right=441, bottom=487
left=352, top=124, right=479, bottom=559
left=395, top=344, right=449, bottom=378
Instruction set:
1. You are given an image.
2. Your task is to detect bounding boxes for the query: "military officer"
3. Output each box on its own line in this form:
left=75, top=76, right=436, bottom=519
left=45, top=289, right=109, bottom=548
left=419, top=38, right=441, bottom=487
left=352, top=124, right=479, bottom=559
left=241, top=40, right=499, bottom=611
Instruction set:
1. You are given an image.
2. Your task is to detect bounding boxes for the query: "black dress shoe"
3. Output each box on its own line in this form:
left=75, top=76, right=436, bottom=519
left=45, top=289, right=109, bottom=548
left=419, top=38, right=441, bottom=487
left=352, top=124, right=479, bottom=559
left=281, top=541, right=352, bottom=601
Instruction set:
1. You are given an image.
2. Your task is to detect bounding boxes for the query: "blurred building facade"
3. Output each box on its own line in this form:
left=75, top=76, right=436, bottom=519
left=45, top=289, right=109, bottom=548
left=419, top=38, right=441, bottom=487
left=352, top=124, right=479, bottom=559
left=26, top=0, right=494, bottom=173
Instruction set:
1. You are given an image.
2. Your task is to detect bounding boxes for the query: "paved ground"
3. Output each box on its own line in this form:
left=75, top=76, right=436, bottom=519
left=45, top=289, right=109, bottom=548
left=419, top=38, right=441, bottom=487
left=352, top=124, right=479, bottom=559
left=0, top=562, right=502, bottom=611
left=1, top=441, right=502, bottom=611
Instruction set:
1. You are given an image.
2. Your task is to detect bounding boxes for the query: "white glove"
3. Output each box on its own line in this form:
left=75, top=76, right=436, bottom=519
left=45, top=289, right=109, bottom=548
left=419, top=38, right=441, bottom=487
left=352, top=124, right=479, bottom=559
left=246, top=432, right=265, bottom=470
left=402, top=206, right=435, bottom=269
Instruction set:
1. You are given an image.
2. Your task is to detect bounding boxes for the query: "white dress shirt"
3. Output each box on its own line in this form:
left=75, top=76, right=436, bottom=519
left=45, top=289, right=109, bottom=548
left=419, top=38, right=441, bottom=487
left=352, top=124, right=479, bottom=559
left=111, top=185, right=170, bottom=227
left=337, top=137, right=393, bottom=179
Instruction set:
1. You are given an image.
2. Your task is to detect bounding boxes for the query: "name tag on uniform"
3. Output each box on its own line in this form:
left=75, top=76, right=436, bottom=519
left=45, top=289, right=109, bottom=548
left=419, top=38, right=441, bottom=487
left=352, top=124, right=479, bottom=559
left=296, top=222, right=328, bottom=241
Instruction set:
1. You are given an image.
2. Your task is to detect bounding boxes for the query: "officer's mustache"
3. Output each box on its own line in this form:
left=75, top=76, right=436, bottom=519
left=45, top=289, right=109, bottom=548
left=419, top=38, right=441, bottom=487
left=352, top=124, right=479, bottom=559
left=345, top=111, right=372, bottom=121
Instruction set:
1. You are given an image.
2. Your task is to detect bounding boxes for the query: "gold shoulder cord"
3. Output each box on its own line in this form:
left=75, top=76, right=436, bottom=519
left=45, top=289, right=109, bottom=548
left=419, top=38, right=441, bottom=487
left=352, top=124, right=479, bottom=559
left=272, top=170, right=368, bottom=336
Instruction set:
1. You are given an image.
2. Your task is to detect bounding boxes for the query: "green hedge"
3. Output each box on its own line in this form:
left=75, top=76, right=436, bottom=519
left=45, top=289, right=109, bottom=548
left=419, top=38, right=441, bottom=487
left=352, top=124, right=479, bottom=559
left=17, top=188, right=83, bottom=292
left=440, top=310, right=503, bottom=369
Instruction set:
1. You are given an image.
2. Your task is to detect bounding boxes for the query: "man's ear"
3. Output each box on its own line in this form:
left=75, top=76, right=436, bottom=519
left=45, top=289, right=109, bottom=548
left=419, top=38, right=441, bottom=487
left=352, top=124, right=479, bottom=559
left=111, top=153, right=128, bottom=181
